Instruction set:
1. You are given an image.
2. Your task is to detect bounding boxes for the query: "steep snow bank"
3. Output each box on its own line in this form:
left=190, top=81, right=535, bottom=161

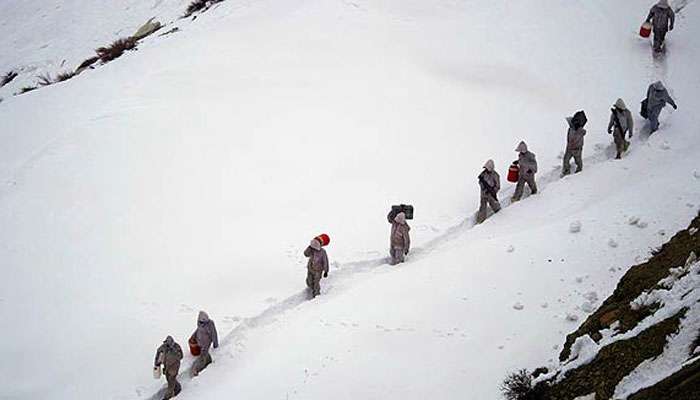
left=0, top=0, right=698, bottom=399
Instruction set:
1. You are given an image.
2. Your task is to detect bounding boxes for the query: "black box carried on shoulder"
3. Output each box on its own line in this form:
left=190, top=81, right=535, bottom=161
left=390, top=204, right=414, bottom=220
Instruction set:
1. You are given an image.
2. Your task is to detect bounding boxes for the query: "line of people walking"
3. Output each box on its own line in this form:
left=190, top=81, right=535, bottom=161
left=150, top=2, right=680, bottom=398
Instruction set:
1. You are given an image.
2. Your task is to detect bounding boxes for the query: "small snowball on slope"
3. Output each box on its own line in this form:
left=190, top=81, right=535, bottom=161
left=513, top=302, right=525, bottom=311
left=566, top=313, right=579, bottom=322
left=659, top=141, right=671, bottom=150
left=637, top=221, right=648, bottom=229
left=581, top=302, right=595, bottom=313
left=569, top=221, right=582, bottom=233
left=507, top=245, right=515, bottom=253
left=608, top=238, right=618, bottom=248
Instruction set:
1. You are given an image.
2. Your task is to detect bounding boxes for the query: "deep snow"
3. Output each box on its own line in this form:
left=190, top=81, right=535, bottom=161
left=0, top=1, right=699, bottom=399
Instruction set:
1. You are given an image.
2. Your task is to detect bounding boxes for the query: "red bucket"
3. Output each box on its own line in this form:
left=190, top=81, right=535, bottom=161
left=507, top=164, right=520, bottom=183
left=189, top=337, right=201, bottom=356
left=640, top=22, right=652, bottom=38
left=315, top=234, right=330, bottom=247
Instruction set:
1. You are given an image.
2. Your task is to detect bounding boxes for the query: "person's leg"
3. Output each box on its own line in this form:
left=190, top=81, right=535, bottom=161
left=649, top=108, right=661, bottom=133
left=312, top=271, right=322, bottom=296
left=574, top=149, right=583, bottom=173
left=562, top=150, right=572, bottom=175
left=488, top=195, right=501, bottom=213
left=614, top=131, right=624, bottom=159
left=512, top=177, right=525, bottom=201
left=476, top=196, right=488, bottom=223
left=527, top=175, right=538, bottom=194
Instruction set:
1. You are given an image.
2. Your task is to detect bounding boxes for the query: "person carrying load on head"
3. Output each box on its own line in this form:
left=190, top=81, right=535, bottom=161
left=608, top=98, right=634, bottom=159
left=476, top=159, right=501, bottom=224
left=562, top=111, right=587, bottom=175
left=304, top=237, right=329, bottom=298
left=388, top=211, right=411, bottom=265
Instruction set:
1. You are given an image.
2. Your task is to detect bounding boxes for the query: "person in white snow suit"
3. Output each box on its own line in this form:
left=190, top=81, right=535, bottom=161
left=644, top=81, right=677, bottom=133
left=476, top=159, right=501, bottom=224
left=562, top=111, right=587, bottom=175
left=190, top=311, right=218, bottom=376
left=304, top=238, right=329, bottom=298
left=646, top=0, right=675, bottom=52
left=154, top=336, right=183, bottom=399
left=388, top=211, right=411, bottom=265
left=607, top=98, right=634, bottom=159
left=511, top=141, right=538, bottom=201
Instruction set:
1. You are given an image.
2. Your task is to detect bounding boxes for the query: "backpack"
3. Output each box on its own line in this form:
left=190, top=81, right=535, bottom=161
left=640, top=99, right=649, bottom=119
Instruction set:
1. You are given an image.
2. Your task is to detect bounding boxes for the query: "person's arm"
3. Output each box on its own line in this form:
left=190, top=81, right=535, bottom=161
left=322, top=251, right=329, bottom=276
left=627, top=112, right=634, bottom=137
left=303, top=246, right=312, bottom=257
left=494, top=172, right=501, bottom=193
left=608, top=112, right=615, bottom=133
left=154, top=345, right=164, bottom=366
left=669, top=9, right=675, bottom=30
left=530, top=154, right=538, bottom=173
left=175, top=343, right=183, bottom=361
left=210, top=321, right=219, bottom=349
left=666, top=92, right=677, bottom=109
left=646, top=7, right=654, bottom=23
left=404, top=226, right=411, bottom=253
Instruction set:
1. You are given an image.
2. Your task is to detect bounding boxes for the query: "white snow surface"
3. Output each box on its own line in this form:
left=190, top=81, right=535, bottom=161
left=1, top=1, right=699, bottom=399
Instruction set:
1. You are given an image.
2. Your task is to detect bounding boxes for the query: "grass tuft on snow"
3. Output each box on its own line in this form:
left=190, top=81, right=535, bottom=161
left=501, top=369, right=544, bottom=400
left=95, top=38, right=138, bottom=63
left=1, top=70, right=18, bottom=87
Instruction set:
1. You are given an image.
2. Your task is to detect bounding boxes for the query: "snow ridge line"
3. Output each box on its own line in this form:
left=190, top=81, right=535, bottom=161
left=144, top=140, right=623, bottom=399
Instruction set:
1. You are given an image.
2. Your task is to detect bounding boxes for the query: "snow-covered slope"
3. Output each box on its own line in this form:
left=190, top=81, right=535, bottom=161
left=0, top=1, right=698, bottom=399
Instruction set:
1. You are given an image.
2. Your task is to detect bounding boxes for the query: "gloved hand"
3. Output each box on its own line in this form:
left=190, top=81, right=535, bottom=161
left=404, top=249, right=409, bottom=255
left=513, top=160, right=519, bottom=165
left=527, top=169, right=533, bottom=174
left=672, top=104, right=678, bottom=110
left=629, top=132, right=633, bottom=138
left=323, top=271, right=328, bottom=278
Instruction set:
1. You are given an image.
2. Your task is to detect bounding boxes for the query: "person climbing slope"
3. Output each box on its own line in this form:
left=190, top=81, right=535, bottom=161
left=646, top=0, right=675, bottom=53
left=511, top=141, right=538, bottom=202
left=304, top=238, right=329, bottom=298
left=476, top=159, right=501, bottom=224
left=190, top=311, right=218, bottom=377
left=608, top=98, right=634, bottom=159
left=388, top=211, right=411, bottom=265
left=643, top=81, right=677, bottom=134
left=562, top=111, right=587, bottom=175
left=154, top=336, right=183, bottom=399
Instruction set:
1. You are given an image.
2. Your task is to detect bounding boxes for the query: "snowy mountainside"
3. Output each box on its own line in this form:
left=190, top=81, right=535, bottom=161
left=0, top=0, right=699, bottom=399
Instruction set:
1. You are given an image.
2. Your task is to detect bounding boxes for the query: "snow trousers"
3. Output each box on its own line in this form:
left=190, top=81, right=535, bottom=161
left=512, top=173, right=537, bottom=201
left=612, top=129, right=629, bottom=158
left=653, top=29, right=667, bottom=52
left=476, top=193, right=501, bottom=224
left=192, top=352, right=212, bottom=377
left=306, top=270, right=322, bottom=297
left=562, top=148, right=583, bottom=175
left=647, top=106, right=663, bottom=133
left=389, top=247, right=406, bottom=265
left=163, top=370, right=182, bottom=399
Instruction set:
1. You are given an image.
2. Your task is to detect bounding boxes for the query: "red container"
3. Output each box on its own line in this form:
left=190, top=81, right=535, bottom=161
left=507, top=164, right=520, bottom=183
left=640, top=22, right=652, bottom=38
left=189, top=337, right=201, bottom=356
left=315, top=234, right=330, bottom=247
